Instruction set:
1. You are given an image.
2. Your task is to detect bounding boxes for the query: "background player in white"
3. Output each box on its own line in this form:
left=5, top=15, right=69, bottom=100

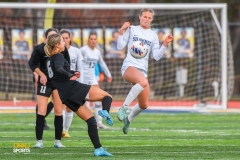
left=60, top=29, right=83, bottom=137
left=81, top=32, right=112, bottom=129
left=117, top=8, right=173, bottom=134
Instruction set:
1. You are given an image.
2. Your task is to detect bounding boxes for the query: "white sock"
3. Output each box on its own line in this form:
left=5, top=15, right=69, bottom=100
left=62, top=110, right=66, bottom=130
left=94, top=102, right=102, bottom=124
left=123, top=83, right=144, bottom=109
left=64, top=111, right=73, bottom=132
left=128, top=103, right=143, bottom=122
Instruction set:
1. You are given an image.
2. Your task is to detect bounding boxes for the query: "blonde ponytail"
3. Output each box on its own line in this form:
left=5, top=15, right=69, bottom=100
left=44, top=34, right=61, bottom=57
left=44, top=43, right=53, bottom=57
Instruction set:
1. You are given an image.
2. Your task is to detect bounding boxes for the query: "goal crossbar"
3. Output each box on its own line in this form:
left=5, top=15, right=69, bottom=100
left=0, top=3, right=227, bottom=10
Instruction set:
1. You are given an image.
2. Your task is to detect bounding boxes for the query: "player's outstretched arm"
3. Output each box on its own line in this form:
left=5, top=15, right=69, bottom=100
left=152, top=34, right=173, bottom=61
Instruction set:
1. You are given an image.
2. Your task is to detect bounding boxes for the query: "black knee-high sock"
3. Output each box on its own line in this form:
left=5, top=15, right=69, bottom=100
left=45, top=102, right=54, bottom=117
left=36, top=105, right=47, bottom=124
left=86, top=117, right=101, bottom=149
left=54, top=115, right=63, bottom=140
left=35, top=114, right=45, bottom=140
left=102, top=96, right=112, bottom=113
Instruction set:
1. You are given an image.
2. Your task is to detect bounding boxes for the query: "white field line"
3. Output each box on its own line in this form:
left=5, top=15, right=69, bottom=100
left=1, top=145, right=239, bottom=149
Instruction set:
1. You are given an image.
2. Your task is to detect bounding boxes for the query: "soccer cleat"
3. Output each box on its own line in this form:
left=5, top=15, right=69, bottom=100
left=94, top=147, right=113, bottom=157
left=33, top=140, right=44, bottom=148
left=53, top=140, right=66, bottom=148
left=117, top=107, right=127, bottom=122
left=62, top=130, right=71, bottom=138
left=123, top=116, right=130, bottom=134
left=97, top=123, right=109, bottom=129
left=98, top=110, right=113, bottom=126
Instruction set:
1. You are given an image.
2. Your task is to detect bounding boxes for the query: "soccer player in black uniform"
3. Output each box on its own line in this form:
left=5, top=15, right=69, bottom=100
left=29, top=28, right=70, bottom=148
left=45, top=34, right=113, bottom=156
left=28, top=32, right=54, bottom=131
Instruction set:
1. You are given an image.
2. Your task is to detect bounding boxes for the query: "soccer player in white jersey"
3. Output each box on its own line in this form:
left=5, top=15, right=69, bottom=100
left=81, top=32, right=112, bottom=129
left=60, top=29, right=84, bottom=137
left=117, top=8, right=173, bottom=134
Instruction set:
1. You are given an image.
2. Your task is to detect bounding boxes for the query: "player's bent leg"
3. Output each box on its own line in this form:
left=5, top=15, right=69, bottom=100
left=136, top=83, right=150, bottom=110
left=128, top=84, right=149, bottom=122
left=118, top=67, right=147, bottom=122
left=98, top=96, right=113, bottom=126
left=87, top=87, right=113, bottom=126
left=122, top=84, right=150, bottom=134
left=94, top=101, right=109, bottom=129
left=91, top=85, right=108, bottom=129
left=87, top=86, right=111, bottom=102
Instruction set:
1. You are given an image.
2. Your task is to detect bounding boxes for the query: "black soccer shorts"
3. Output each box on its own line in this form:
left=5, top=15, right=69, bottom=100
left=37, top=82, right=56, bottom=97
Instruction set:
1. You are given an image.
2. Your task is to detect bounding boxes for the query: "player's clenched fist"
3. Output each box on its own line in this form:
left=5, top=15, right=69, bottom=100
left=120, top=22, right=131, bottom=35
left=163, top=34, right=174, bottom=47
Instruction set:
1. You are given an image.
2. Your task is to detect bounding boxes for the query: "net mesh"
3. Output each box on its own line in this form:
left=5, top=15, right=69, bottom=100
left=0, top=7, right=234, bottom=107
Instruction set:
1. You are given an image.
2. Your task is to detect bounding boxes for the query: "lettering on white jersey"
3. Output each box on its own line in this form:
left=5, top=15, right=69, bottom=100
left=133, top=37, right=152, bottom=46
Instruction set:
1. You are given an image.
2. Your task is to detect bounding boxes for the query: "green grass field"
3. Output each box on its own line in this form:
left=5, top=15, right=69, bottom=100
left=0, top=112, right=240, bottom=159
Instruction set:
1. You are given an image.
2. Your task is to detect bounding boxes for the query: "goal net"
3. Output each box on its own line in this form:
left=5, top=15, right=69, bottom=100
left=0, top=3, right=233, bottom=109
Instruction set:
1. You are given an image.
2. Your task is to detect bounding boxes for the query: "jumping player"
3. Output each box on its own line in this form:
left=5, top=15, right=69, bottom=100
left=117, top=8, right=173, bottom=134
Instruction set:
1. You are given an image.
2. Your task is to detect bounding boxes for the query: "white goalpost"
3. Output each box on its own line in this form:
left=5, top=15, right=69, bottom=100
left=0, top=3, right=232, bottom=110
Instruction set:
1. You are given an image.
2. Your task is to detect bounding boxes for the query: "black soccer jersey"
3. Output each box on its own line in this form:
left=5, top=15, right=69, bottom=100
left=47, top=53, right=87, bottom=102
left=29, top=43, right=70, bottom=86
left=28, top=43, right=43, bottom=71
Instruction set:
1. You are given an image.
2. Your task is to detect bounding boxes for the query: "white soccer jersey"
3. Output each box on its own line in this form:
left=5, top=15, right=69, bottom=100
left=68, top=46, right=83, bottom=83
left=117, top=25, right=166, bottom=74
left=80, top=45, right=111, bottom=84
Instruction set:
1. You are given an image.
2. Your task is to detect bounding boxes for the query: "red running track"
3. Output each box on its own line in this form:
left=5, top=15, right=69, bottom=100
left=0, top=101, right=239, bottom=109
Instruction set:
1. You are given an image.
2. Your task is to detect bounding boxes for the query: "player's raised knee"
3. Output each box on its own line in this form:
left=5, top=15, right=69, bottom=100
left=138, top=79, right=148, bottom=88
